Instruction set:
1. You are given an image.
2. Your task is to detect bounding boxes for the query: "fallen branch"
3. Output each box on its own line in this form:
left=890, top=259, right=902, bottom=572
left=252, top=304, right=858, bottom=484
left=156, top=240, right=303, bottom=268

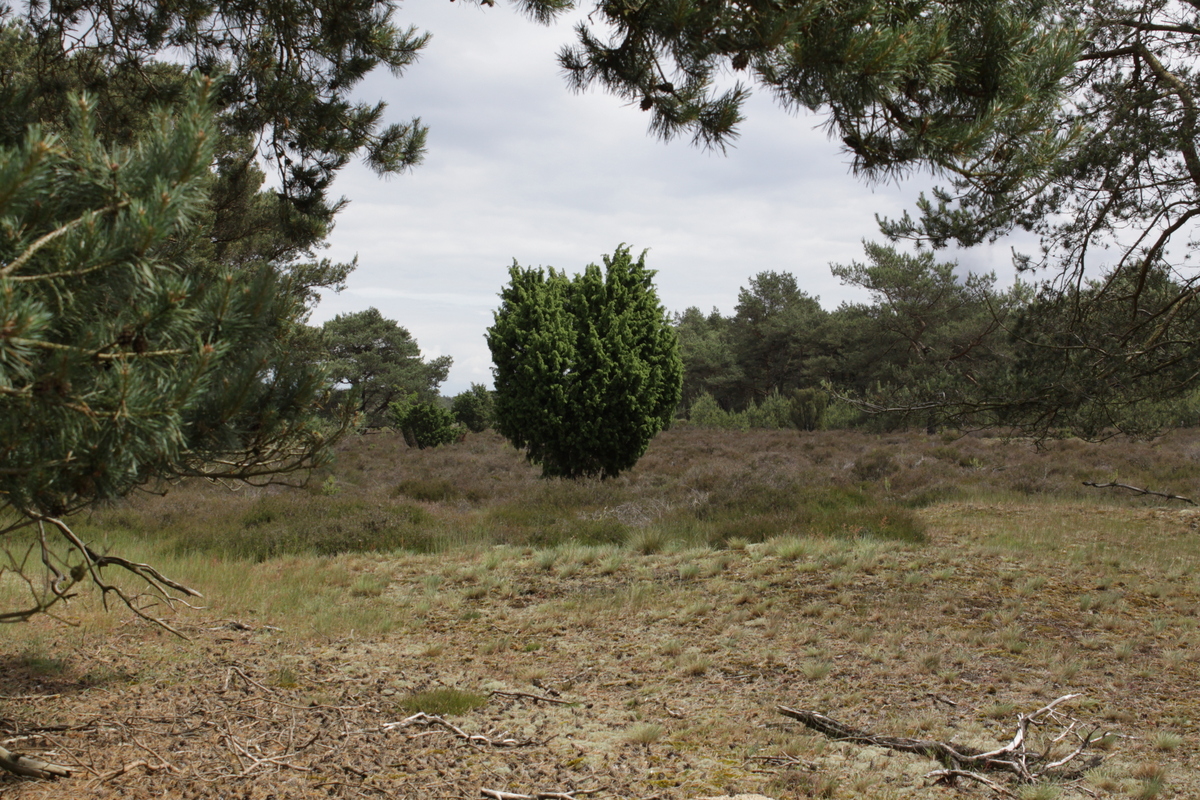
left=926, top=768, right=1015, bottom=796
left=1082, top=481, right=1196, bottom=505
left=383, top=713, right=536, bottom=748
left=778, top=694, right=1104, bottom=783
left=481, top=788, right=601, bottom=799
left=0, top=743, right=73, bottom=779
left=489, top=690, right=576, bottom=706
left=777, top=706, right=980, bottom=766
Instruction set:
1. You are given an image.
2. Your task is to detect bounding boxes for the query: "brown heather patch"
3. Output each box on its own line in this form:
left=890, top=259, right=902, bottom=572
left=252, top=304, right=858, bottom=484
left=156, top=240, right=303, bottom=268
left=1, top=428, right=1199, bottom=798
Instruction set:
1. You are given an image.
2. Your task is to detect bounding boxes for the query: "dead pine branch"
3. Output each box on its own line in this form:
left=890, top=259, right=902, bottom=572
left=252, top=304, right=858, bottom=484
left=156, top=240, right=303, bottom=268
left=0, top=515, right=202, bottom=635
left=1082, top=480, right=1197, bottom=505
left=383, top=713, right=536, bottom=748
left=0, top=743, right=73, bottom=779
left=926, top=768, right=1016, bottom=797
left=489, top=689, right=576, bottom=706
left=778, top=694, right=1105, bottom=787
left=481, top=788, right=602, bottom=800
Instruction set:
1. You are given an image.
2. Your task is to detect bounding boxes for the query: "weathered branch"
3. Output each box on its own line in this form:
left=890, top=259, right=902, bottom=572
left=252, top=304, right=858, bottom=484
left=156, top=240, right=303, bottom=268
left=0, top=743, right=73, bottom=779
left=925, top=768, right=1015, bottom=796
left=489, top=689, right=576, bottom=706
left=481, top=790, right=600, bottom=800
left=383, top=713, right=537, bottom=748
left=1082, top=481, right=1196, bottom=505
left=778, top=694, right=1102, bottom=785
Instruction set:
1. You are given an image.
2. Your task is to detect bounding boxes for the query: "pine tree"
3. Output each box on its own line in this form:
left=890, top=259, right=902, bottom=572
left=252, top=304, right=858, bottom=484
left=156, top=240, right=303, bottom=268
left=322, top=307, right=452, bottom=428
left=559, top=0, right=1079, bottom=170
left=451, top=383, right=496, bottom=433
left=0, top=78, right=342, bottom=628
left=487, top=247, right=682, bottom=479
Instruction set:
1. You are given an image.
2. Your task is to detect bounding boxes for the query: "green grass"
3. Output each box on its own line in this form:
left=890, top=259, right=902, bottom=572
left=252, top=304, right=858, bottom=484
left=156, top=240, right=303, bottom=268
left=397, top=688, right=489, bottom=716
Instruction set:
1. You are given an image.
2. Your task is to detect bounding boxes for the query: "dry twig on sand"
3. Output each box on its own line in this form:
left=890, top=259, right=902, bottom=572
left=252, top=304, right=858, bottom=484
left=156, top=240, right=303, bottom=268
left=778, top=694, right=1107, bottom=790
left=383, top=712, right=537, bottom=747
left=481, top=788, right=601, bottom=799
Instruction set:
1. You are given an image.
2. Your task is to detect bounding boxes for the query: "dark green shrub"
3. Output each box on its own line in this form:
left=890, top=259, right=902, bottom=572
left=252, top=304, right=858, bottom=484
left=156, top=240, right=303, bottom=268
left=451, top=384, right=495, bottom=432
left=487, top=246, right=683, bottom=478
left=393, top=401, right=462, bottom=449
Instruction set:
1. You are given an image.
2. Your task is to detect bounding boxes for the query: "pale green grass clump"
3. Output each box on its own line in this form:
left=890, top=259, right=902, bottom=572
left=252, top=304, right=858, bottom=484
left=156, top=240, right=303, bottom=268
left=397, top=688, right=489, bottom=716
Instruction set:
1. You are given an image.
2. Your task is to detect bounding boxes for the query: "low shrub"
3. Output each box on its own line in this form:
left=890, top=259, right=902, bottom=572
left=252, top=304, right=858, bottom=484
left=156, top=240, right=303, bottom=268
left=393, top=400, right=462, bottom=449
left=169, top=496, right=439, bottom=560
left=394, top=478, right=462, bottom=503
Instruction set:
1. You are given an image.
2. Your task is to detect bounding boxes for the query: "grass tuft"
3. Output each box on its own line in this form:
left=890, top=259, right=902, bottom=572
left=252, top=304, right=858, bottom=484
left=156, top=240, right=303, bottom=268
left=623, top=722, right=665, bottom=745
left=398, top=688, right=489, bottom=717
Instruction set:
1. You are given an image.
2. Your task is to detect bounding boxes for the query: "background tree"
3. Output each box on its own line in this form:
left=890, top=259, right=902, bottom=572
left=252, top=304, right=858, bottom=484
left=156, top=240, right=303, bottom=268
left=451, top=383, right=495, bottom=433
left=826, top=243, right=1018, bottom=431
left=729, top=272, right=832, bottom=408
left=674, top=273, right=833, bottom=416
left=321, top=308, right=451, bottom=428
left=559, top=0, right=1078, bottom=164
left=487, top=246, right=682, bottom=479
left=673, top=306, right=742, bottom=413
left=789, top=388, right=829, bottom=432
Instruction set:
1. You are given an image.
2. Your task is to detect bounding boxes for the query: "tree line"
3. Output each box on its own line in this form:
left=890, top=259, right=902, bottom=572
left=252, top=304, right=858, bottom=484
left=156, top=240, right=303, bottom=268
left=334, top=236, right=1200, bottom=449
left=680, top=242, right=1200, bottom=437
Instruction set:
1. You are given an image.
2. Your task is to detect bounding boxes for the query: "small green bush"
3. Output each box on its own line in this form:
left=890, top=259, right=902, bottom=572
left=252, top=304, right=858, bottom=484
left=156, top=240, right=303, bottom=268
left=393, top=400, right=462, bottom=449
left=451, top=383, right=495, bottom=432
left=744, top=390, right=794, bottom=429
left=688, top=392, right=748, bottom=430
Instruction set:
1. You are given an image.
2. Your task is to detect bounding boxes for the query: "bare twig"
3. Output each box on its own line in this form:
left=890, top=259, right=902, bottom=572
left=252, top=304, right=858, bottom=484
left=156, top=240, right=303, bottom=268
left=383, top=713, right=536, bottom=747
left=778, top=694, right=1102, bottom=785
left=926, top=768, right=1016, bottom=796
left=1082, top=480, right=1197, bottom=505
left=97, top=759, right=173, bottom=782
left=926, top=692, right=960, bottom=708
left=489, top=689, right=576, bottom=706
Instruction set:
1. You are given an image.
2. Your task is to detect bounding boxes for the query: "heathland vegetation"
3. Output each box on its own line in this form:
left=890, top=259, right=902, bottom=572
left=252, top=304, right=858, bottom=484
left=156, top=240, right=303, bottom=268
left=3, top=428, right=1200, bottom=797
left=6, top=0, right=1200, bottom=794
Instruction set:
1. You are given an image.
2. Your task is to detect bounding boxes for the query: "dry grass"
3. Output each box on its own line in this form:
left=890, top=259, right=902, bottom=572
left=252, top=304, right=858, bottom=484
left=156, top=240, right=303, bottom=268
left=2, top=427, right=1200, bottom=798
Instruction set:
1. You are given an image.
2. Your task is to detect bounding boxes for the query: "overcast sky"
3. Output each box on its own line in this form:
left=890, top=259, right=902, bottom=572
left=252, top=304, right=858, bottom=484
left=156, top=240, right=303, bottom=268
left=311, top=0, right=1027, bottom=395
